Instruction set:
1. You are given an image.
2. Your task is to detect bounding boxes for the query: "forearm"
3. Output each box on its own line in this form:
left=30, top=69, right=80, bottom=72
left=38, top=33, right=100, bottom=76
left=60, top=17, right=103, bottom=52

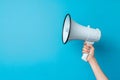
left=89, top=58, right=108, bottom=80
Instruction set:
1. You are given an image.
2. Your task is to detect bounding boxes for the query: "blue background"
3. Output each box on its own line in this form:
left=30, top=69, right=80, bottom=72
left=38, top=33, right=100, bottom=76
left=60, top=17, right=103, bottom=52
left=0, top=0, right=120, bottom=80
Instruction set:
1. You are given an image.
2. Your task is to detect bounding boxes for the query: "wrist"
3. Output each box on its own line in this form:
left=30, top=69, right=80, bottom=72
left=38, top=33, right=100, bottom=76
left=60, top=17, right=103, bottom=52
left=88, top=57, right=95, bottom=63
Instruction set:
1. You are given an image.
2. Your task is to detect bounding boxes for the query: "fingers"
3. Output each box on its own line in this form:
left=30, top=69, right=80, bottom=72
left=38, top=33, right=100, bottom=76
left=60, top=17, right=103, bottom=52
left=88, top=44, right=94, bottom=51
left=82, top=42, right=94, bottom=54
left=84, top=42, right=94, bottom=49
left=82, top=48, right=89, bottom=53
left=84, top=45, right=90, bottom=50
left=82, top=47, right=90, bottom=53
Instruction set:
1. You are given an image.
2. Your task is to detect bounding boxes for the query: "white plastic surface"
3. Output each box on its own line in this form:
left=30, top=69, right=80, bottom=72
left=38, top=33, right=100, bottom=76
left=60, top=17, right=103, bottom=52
left=81, top=53, right=89, bottom=62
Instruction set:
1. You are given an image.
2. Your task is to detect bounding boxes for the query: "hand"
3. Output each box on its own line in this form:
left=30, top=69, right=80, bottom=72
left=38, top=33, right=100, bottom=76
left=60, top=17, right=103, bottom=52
left=82, top=42, right=95, bottom=62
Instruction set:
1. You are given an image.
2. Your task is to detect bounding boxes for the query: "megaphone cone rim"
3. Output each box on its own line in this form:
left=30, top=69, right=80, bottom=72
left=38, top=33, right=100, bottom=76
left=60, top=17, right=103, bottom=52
left=62, top=14, right=71, bottom=44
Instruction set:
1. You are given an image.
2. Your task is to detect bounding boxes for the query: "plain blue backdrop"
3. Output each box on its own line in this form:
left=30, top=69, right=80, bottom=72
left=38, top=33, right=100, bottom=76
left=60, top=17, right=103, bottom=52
left=0, top=0, right=120, bottom=80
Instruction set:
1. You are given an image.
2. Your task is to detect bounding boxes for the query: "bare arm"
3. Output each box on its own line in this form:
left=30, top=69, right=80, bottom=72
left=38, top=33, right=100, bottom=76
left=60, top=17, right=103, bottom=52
left=82, top=43, right=108, bottom=80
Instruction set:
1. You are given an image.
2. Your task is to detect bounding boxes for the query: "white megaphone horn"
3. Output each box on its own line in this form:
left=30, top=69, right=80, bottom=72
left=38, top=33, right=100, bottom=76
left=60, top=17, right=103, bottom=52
left=62, top=14, right=101, bottom=62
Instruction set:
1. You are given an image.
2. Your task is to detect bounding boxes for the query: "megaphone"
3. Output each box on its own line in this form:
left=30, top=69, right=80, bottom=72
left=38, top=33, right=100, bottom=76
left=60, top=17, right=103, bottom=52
left=62, top=14, right=101, bottom=62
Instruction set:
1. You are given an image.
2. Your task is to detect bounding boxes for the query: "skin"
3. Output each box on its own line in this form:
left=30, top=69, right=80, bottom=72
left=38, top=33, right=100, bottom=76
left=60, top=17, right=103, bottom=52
left=82, top=43, right=108, bottom=80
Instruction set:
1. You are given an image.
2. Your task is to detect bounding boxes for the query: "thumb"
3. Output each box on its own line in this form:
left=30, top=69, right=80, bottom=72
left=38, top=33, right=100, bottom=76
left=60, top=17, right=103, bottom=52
left=88, top=45, right=94, bottom=54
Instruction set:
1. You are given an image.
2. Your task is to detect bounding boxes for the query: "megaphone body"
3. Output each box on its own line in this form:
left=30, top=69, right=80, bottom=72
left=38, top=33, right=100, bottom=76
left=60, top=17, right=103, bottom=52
left=62, top=14, right=101, bottom=62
